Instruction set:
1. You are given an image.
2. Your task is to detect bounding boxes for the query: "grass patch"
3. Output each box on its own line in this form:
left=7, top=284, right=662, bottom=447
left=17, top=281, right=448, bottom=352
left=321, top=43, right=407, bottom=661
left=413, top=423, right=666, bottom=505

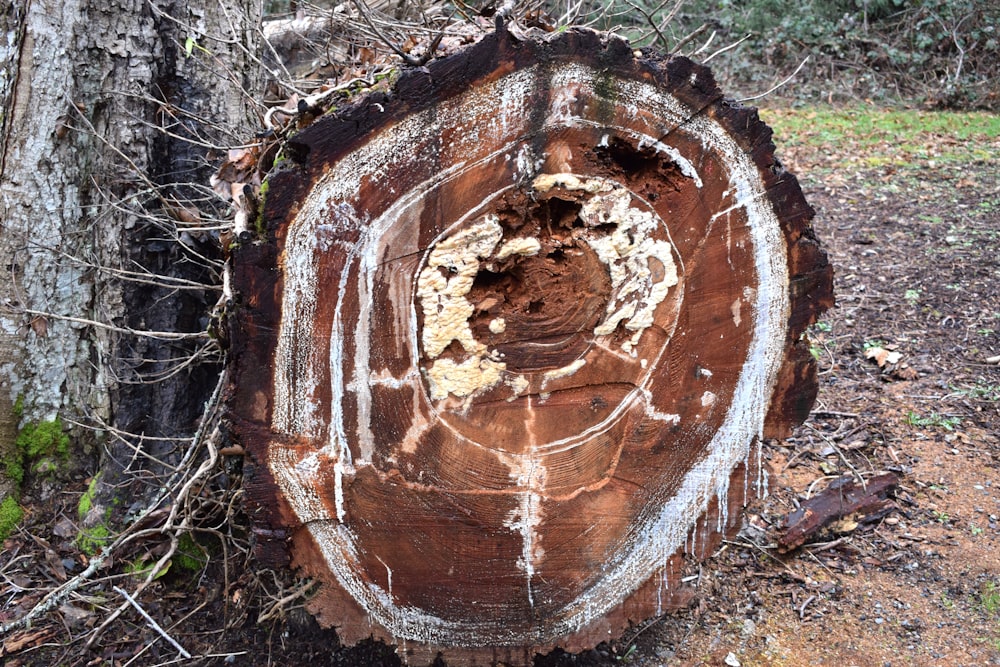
left=906, top=411, right=961, bottom=431
left=950, top=380, right=1000, bottom=401
left=980, top=581, right=1000, bottom=616
left=760, top=106, right=1000, bottom=170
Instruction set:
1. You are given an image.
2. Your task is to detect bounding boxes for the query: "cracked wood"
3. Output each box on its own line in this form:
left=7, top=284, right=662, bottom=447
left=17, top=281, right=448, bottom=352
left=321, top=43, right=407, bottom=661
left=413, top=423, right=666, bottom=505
left=227, top=25, right=833, bottom=666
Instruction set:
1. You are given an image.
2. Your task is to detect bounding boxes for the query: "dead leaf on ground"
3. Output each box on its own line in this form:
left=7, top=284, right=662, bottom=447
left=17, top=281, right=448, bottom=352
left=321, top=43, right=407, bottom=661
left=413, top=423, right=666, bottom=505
left=52, top=516, right=76, bottom=539
left=44, top=548, right=67, bottom=581
left=58, top=603, right=94, bottom=629
left=2, top=627, right=57, bottom=655
left=865, top=346, right=902, bottom=367
left=828, top=516, right=860, bottom=533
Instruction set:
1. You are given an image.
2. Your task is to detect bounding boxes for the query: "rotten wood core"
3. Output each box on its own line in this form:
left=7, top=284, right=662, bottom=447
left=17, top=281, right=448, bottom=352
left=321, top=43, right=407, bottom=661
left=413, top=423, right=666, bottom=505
left=227, top=25, right=833, bottom=666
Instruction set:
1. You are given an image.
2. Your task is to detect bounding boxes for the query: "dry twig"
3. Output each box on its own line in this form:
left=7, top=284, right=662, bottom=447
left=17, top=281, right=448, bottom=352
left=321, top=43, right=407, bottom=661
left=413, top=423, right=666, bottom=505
left=113, top=585, right=193, bottom=659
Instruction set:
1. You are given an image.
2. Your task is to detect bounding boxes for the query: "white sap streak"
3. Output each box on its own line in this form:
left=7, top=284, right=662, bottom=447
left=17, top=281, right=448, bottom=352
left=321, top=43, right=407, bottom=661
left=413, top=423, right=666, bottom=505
left=641, top=388, right=680, bottom=425
left=376, top=556, right=394, bottom=601
left=541, top=358, right=586, bottom=385
left=272, top=222, right=319, bottom=436
left=327, top=256, right=355, bottom=522
left=716, top=470, right=731, bottom=532
left=351, top=236, right=377, bottom=462
left=268, top=59, right=789, bottom=645
left=275, top=203, right=363, bottom=437
left=637, top=136, right=703, bottom=187
left=498, top=395, right=546, bottom=609
left=656, top=572, right=662, bottom=616
left=369, top=369, right=420, bottom=388
left=744, top=449, right=750, bottom=505
left=270, top=446, right=332, bottom=523
left=546, top=83, right=579, bottom=125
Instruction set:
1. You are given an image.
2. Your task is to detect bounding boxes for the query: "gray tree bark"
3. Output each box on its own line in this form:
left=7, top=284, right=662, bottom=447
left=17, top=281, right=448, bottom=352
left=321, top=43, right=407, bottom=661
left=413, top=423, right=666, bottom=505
left=0, top=0, right=260, bottom=510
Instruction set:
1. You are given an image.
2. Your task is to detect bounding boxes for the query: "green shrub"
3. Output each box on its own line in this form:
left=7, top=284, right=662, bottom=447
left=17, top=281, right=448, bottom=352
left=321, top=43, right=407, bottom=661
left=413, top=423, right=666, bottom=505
left=559, top=0, right=1000, bottom=109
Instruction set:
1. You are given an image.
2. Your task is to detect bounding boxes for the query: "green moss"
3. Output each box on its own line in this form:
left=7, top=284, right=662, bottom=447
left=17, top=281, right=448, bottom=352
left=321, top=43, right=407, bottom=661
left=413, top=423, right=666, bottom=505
left=17, top=417, right=70, bottom=459
left=174, top=532, right=207, bottom=572
left=254, top=179, right=270, bottom=238
left=6, top=417, right=70, bottom=483
left=0, top=496, right=24, bottom=541
left=77, top=524, right=112, bottom=556
left=125, top=557, right=151, bottom=575
left=127, top=533, right=211, bottom=576
left=271, top=149, right=288, bottom=171
left=125, top=556, right=169, bottom=579
left=3, top=396, right=29, bottom=483
left=371, top=68, right=399, bottom=91
left=78, top=474, right=102, bottom=520
left=3, top=455, right=25, bottom=484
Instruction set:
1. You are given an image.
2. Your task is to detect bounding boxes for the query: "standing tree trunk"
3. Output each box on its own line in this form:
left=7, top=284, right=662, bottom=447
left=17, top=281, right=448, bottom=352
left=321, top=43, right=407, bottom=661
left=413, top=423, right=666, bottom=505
left=0, top=0, right=259, bottom=519
left=228, top=25, right=833, bottom=665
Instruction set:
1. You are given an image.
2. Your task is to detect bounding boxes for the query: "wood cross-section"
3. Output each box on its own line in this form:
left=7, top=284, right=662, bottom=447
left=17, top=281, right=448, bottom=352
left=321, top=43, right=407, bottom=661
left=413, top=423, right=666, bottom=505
left=226, top=25, right=833, bottom=666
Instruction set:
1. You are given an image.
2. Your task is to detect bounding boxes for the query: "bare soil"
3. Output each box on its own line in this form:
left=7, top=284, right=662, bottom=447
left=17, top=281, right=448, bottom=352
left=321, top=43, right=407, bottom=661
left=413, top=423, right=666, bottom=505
left=2, top=122, right=998, bottom=667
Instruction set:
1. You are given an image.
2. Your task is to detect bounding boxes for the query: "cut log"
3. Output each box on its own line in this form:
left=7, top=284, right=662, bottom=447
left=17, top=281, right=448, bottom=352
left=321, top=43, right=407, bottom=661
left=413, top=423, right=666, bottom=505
left=226, top=25, right=833, bottom=665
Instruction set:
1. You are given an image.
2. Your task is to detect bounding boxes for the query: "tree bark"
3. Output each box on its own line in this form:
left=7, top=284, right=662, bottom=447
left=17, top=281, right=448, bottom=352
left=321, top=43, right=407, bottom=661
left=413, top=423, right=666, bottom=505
left=1, top=0, right=138, bottom=497
left=228, top=25, right=833, bottom=665
left=0, top=0, right=259, bottom=510
left=105, top=0, right=261, bottom=502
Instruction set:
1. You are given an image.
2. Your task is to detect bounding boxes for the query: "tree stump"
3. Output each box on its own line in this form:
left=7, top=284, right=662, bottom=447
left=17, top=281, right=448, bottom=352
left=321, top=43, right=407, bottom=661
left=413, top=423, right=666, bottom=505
left=227, top=25, right=832, bottom=666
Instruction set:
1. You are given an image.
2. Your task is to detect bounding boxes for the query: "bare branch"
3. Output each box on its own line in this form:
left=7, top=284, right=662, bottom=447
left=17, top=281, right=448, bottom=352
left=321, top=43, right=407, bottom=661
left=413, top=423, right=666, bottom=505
left=113, top=586, right=193, bottom=659
left=670, top=23, right=715, bottom=56
left=351, top=0, right=424, bottom=66
left=19, top=309, right=210, bottom=341
left=737, top=55, right=811, bottom=102
left=703, top=32, right=751, bottom=63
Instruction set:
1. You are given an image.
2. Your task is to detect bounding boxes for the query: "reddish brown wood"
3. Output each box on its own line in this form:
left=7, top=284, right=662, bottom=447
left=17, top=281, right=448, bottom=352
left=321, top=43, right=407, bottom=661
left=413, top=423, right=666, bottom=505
left=226, top=25, right=832, bottom=665
left=778, top=473, right=899, bottom=552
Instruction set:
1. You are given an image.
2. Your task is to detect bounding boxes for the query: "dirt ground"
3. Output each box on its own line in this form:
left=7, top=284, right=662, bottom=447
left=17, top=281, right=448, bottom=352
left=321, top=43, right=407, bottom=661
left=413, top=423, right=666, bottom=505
left=2, top=113, right=998, bottom=666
